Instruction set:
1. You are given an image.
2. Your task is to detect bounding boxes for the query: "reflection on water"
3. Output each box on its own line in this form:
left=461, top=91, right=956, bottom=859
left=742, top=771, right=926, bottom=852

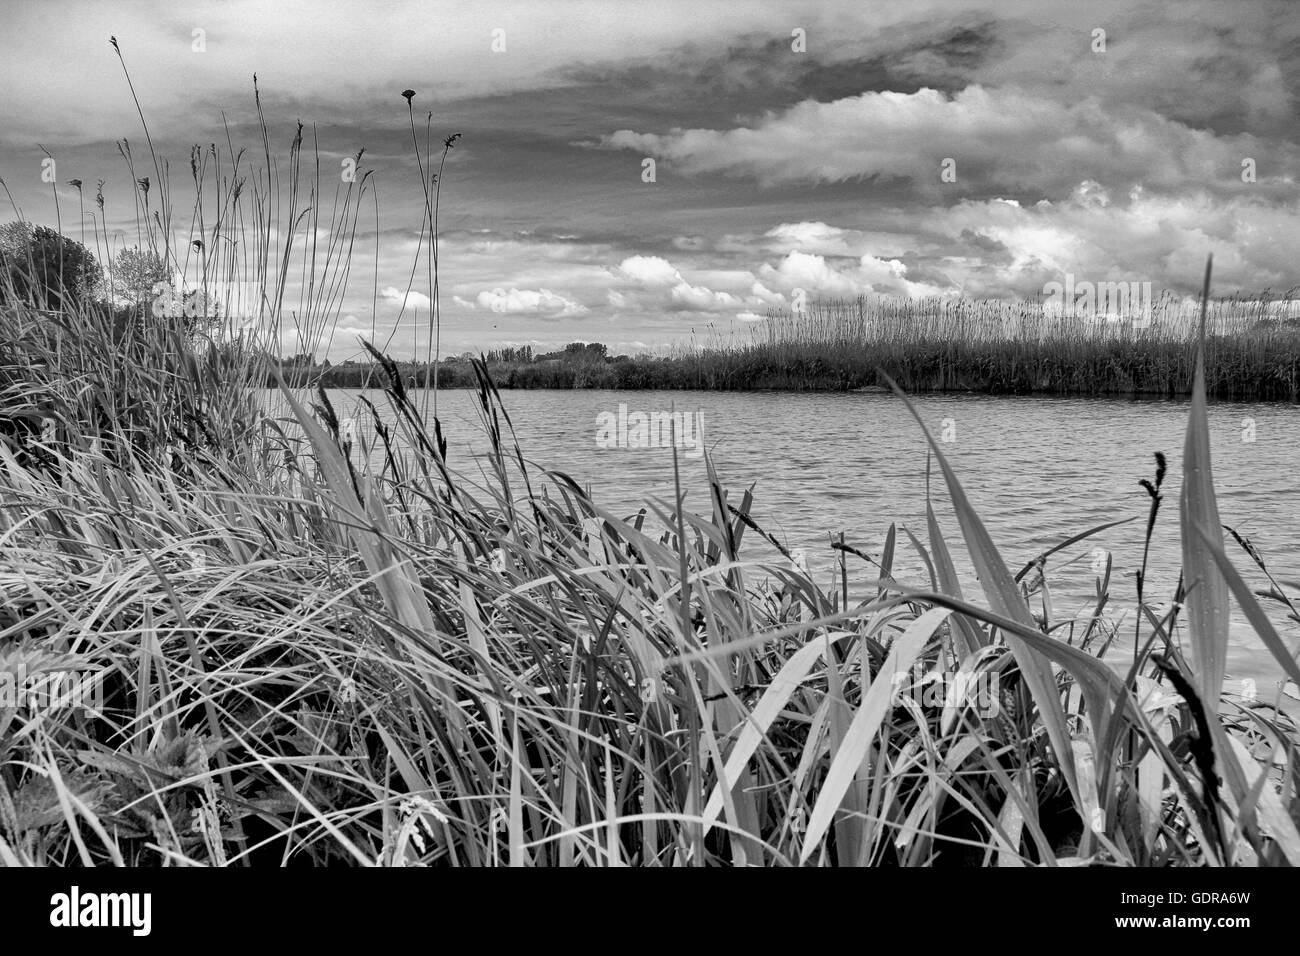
left=266, top=388, right=1300, bottom=696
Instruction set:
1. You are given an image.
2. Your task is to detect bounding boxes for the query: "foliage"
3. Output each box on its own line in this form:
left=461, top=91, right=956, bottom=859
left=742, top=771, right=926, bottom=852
left=109, top=245, right=170, bottom=309
left=0, top=221, right=102, bottom=310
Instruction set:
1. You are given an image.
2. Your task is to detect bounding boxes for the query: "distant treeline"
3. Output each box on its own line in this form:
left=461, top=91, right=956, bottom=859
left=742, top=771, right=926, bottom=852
left=272, top=313, right=1300, bottom=401
left=274, top=341, right=691, bottom=389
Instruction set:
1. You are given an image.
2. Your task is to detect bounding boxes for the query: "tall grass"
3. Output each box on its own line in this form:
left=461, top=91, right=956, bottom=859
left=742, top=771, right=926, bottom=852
left=1, top=50, right=1299, bottom=867
left=649, top=294, right=1300, bottom=398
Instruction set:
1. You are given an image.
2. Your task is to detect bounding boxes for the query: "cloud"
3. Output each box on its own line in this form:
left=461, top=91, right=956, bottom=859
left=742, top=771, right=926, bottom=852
left=595, top=84, right=1292, bottom=197
left=763, top=221, right=856, bottom=255
left=5, top=0, right=910, bottom=148
left=474, top=287, right=589, bottom=316
left=334, top=313, right=369, bottom=333
left=611, top=255, right=774, bottom=314
left=758, top=252, right=861, bottom=297
left=617, top=255, right=683, bottom=286
left=668, top=281, right=742, bottom=311
left=925, top=186, right=1300, bottom=295
left=379, top=286, right=432, bottom=311
left=755, top=250, right=945, bottom=299
left=750, top=281, right=785, bottom=305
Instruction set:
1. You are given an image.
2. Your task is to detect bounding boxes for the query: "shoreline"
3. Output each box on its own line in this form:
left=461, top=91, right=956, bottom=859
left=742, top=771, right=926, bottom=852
left=280, top=329, right=1300, bottom=402
left=292, top=376, right=1300, bottom=403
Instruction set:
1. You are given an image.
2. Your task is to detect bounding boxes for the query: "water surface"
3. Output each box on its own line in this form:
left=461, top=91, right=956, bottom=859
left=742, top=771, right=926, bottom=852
left=280, top=388, right=1300, bottom=699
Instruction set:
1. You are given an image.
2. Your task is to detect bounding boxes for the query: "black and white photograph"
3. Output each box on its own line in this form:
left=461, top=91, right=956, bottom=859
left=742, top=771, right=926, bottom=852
left=0, top=0, right=1296, bottom=929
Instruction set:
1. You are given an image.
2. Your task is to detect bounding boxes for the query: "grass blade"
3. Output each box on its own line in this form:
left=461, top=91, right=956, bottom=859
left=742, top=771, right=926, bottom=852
left=801, top=607, right=951, bottom=863
left=880, top=371, right=1083, bottom=812
left=1179, top=256, right=1229, bottom=713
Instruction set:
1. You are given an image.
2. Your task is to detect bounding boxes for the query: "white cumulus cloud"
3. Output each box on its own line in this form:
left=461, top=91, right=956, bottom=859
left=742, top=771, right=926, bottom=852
left=475, top=287, right=589, bottom=316
left=379, top=286, right=432, bottom=311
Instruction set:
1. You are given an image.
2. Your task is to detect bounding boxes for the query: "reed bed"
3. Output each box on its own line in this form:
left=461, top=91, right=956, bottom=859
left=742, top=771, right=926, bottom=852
left=651, top=295, right=1300, bottom=398
left=1, top=52, right=1298, bottom=867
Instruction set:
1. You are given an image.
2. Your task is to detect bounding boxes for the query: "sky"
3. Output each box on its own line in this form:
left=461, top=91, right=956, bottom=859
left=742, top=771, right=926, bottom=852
left=1, top=0, right=1298, bottom=361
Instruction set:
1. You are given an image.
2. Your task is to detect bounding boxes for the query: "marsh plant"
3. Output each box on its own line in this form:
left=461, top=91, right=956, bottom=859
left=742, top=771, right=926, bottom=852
left=663, top=290, right=1300, bottom=397
left=0, top=46, right=1297, bottom=867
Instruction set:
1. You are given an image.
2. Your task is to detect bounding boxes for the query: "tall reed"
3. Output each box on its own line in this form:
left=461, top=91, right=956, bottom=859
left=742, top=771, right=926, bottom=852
left=719, top=293, right=1300, bottom=399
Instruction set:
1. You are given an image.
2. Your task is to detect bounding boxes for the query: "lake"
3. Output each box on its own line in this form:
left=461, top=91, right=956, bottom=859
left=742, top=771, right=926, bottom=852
left=275, top=388, right=1300, bottom=700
